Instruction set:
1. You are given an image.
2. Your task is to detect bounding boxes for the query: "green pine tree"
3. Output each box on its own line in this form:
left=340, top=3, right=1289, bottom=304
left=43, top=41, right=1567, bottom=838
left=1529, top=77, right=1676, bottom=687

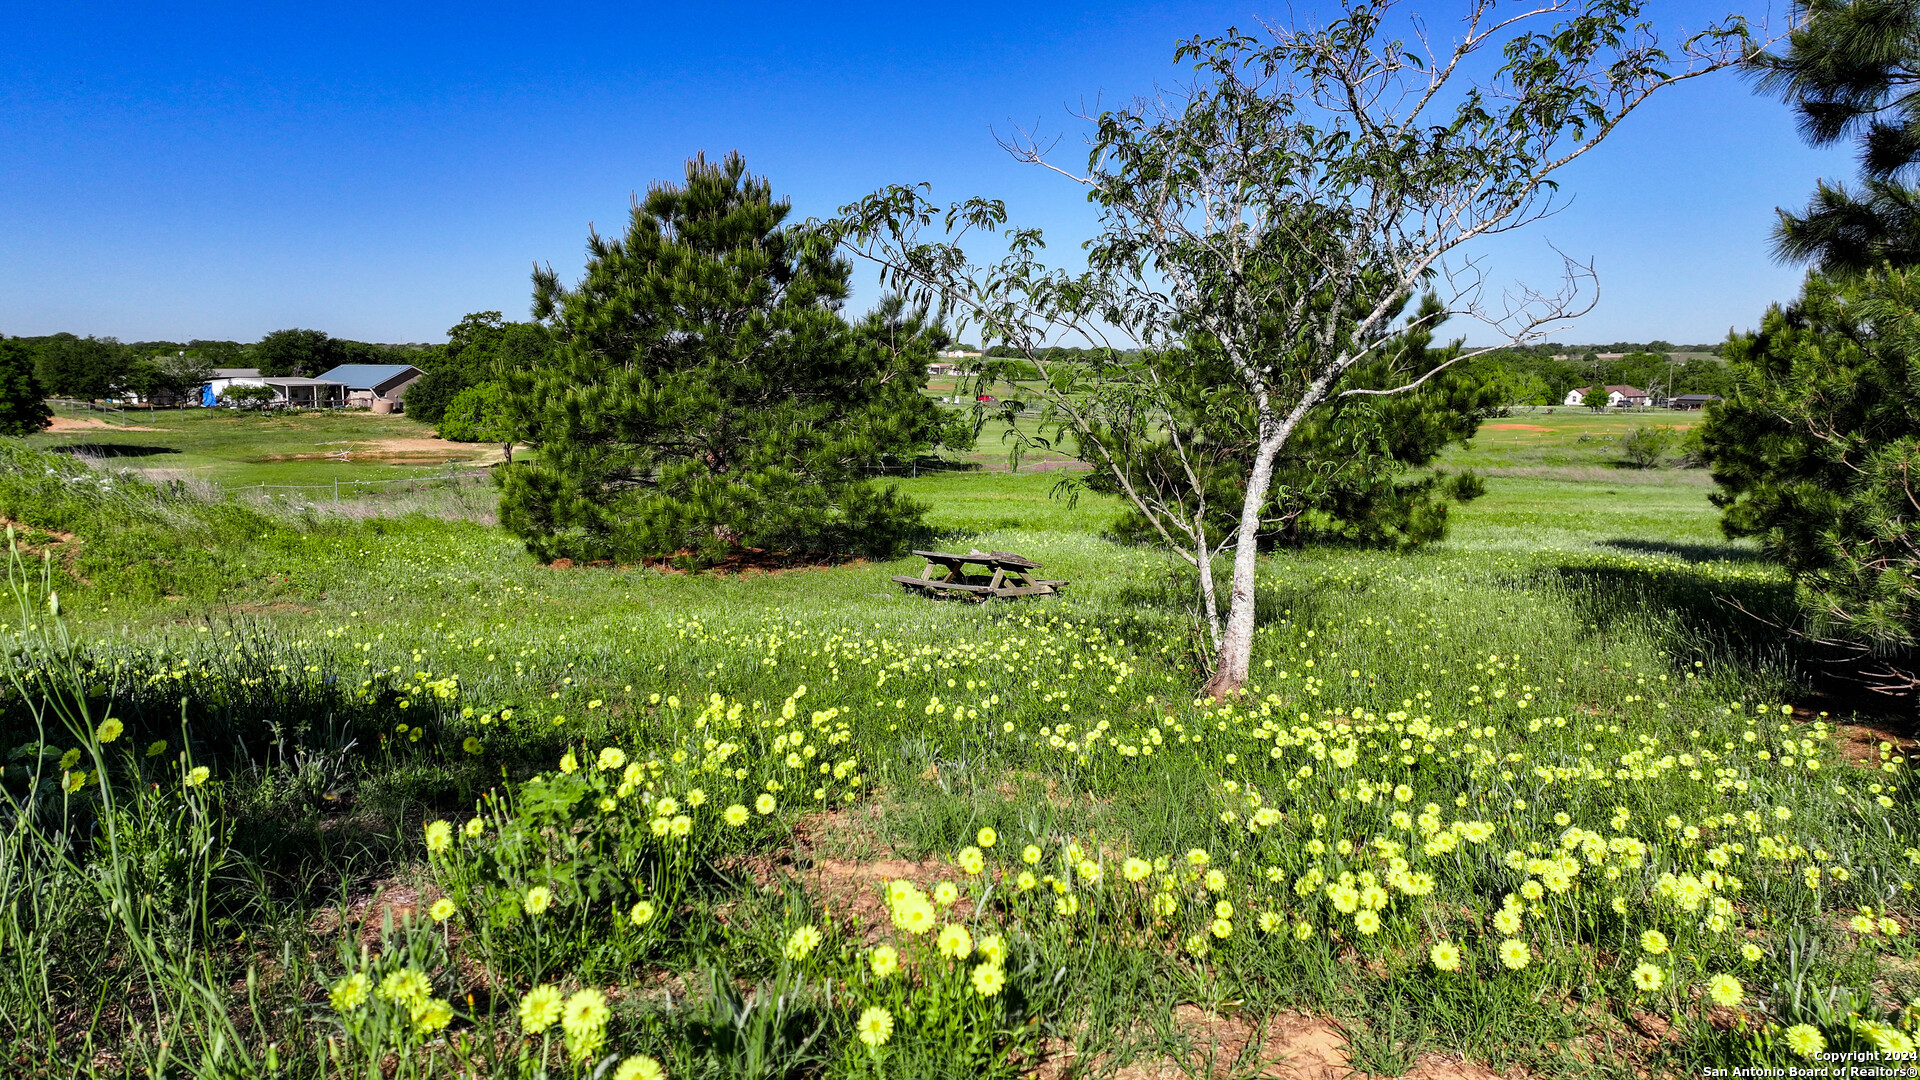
left=1751, top=0, right=1920, bottom=271
left=1701, top=269, right=1920, bottom=687
left=502, top=152, right=967, bottom=566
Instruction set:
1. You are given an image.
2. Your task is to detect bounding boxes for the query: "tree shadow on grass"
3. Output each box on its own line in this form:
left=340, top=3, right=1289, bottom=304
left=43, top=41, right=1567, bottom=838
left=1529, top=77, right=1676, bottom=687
left=1599, top=537, right=1770, bottom=564
left=1533, top=557, right=1915, bottom=722
left=49, top=442, right=182, bottom=459
left=1537, top=558, right=1792, bottom=651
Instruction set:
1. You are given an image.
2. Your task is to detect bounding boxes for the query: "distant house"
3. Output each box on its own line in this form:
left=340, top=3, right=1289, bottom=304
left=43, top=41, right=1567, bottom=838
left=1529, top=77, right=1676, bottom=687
left=258, top=377, right=346, bottom=408
left=202, top=368, right=262, bottom=407
left=1669, top=393, right=1723, bottom=410
left=313, top=364, right=425, bottom=412
left=200, top=370, right=346, bottom=408
left=1564, top=384, right=1649, bottom=408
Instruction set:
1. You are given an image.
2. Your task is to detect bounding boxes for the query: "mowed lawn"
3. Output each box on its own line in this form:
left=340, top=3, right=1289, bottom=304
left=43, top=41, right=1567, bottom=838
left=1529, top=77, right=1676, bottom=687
left=27, top=405, right=501, bottom=489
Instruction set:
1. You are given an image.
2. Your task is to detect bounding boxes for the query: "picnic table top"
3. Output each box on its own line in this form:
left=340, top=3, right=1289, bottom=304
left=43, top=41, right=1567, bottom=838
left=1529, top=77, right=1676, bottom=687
left=911, top=548, right=1041, bottom=570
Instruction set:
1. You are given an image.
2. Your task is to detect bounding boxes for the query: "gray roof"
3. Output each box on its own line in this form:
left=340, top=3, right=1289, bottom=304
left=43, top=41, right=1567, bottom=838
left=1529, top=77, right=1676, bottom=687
left=313, top=363, right=424, bottom=389
left=209, top=368, right=260, bottom=379
left=260, top=377, right=344, bottom=387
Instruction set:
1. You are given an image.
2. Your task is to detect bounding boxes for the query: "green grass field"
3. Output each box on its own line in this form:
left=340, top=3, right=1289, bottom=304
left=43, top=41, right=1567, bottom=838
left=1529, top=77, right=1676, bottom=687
left=28, top=405, right=500, bottom=489
left=0, top=412, right=1913, bottom=1080
left=1439, top=406, right=1707, bottom=477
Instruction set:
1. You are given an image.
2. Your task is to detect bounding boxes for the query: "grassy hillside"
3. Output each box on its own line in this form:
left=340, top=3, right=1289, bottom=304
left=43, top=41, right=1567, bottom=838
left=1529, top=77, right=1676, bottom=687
left=0, top=427, right=1912, bottom=1079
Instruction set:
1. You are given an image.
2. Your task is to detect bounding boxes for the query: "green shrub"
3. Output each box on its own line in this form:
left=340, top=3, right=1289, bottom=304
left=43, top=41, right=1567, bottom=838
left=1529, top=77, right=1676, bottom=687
left=1620, top=425, right=1677, bottom=468
left=436, top=381, right=514, bottom=443
left=220, top=384, right=276, bottom=409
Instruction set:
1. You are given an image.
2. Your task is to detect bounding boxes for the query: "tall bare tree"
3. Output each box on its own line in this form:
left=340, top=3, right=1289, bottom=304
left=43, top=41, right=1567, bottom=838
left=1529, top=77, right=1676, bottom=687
left=834, top=0, right=1758, bottom=698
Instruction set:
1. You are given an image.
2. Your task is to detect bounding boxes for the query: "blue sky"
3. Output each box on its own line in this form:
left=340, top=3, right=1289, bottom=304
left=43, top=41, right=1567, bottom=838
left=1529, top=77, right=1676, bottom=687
left=0, top=2, right=1842, bottom=346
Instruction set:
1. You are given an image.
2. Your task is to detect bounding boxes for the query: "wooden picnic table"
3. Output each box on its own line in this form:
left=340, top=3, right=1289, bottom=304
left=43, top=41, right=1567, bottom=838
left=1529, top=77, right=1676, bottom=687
left=893, top=549, right=1068, bottom=601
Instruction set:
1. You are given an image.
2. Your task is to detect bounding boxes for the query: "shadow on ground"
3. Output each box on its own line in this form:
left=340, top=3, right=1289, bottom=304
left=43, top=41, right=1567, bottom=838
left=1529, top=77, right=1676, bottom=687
left=50, top=443, right=183, bottom=459
left=1599, top=537, right=1769, bottom=564
left=1538, top=557, right=1917, bottom=723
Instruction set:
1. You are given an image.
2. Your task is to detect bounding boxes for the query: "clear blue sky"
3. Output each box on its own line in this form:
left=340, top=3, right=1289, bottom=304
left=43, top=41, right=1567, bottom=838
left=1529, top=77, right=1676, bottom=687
left=0, top=2, right=1841, bottom=347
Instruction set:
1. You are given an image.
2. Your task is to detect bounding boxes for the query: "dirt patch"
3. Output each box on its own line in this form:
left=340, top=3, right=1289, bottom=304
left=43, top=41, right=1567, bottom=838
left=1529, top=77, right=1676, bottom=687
left=1032, top=1006, right=1510, bottom=1080
left=1786, top=700, right=1915, bottom=766
left=312, top=880, right=446, bottom=951
left=792, top=800, right=893, bottom=860
left=47, top=416, right=159, bottom=433
left=0, top=516, right=81, bottom=568
left=1481, top=423, right=1551, bottom=432
left=1832, top=720, right=1914, bottom=767
left=804, top=857, right=959, bottom=938
left=259, top=436, right=508, bottom=465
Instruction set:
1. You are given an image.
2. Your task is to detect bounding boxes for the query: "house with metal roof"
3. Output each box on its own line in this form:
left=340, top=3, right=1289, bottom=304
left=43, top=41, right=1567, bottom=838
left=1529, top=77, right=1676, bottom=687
left=312, top=364, right=425, bottom=412
left=199, top=369, right=347, bottom=408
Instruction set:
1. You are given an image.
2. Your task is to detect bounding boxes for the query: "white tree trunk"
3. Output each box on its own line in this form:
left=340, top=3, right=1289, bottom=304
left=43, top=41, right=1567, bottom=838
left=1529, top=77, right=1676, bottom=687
left=1201, top=427, right=1286, bottom=698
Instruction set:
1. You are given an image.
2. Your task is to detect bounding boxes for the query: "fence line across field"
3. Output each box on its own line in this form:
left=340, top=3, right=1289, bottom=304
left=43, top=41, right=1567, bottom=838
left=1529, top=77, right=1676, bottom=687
left=225, top=470, right=494, bottom=499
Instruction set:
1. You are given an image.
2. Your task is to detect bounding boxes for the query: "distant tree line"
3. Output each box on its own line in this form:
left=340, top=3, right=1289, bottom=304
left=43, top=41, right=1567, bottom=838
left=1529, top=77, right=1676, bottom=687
left=1474, top=346, right=1735, bottom=405
left=974, top=340, right=1733, bottom=407
left=0, top=329, right=431, bottom=405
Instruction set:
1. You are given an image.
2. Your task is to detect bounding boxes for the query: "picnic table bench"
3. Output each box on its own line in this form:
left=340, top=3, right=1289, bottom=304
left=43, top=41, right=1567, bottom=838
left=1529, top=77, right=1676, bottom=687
left=893, top=549, right=1068, bottom=601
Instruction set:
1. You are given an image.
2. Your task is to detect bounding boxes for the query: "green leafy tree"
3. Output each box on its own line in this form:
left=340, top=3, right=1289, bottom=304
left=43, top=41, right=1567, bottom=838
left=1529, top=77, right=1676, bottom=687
left=502, top=152, right=968, bottom=566
left=0, top=340, right=52, bottom=435
left=34, top=334, right=131, bottom=400
left=185, top=339, right=246, bottom=365
left=1674, top=358, right=1734, bottom=397
left=841, top=2, right=1752, bottom=696
left=437, top=382, right=515, bottom=443
left=252, top=329, right=339, bottom=377
left=412, top=314, right=552, bottom=425
left=1604, top=351, right=1669, bottom=391
left=1701, top=269, right=1920, bottom=689
left=1751, top=0, right=1920, bottom=271
left=127, top=353, right=215, bottom=404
